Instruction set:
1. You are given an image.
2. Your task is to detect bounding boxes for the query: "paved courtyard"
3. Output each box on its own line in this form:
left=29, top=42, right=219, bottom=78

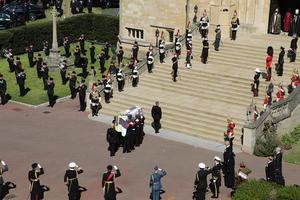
left=0, top=100, right=300, bottom=200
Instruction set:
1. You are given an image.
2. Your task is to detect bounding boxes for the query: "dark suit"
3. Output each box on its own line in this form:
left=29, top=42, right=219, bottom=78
left=106, top=128, right=117, bottom=156
left=151, top=105, right=162, bottom=133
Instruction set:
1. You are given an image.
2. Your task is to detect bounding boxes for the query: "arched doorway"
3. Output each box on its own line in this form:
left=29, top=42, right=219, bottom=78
left=268, top=0, right=300, bottom=33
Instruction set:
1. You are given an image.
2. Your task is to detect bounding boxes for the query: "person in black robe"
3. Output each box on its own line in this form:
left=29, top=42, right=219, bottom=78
left=222, top=141, right=235, bottom=189
left=194, top=162, right=211, bottom=200
left=77, top=79, right=87, bottom=111
left=68, top=71, right=77, bottom=99
left=273, top=147, right=284, bottom=185
left=28, top=163, right=44, bottom=200
left=36, top=54, right=43, bottom=79
left=106, top=121, right=118, bottom=157
left=172, top=55, right=178, bottom=82
left=102, top=165, right=121, bottom=200
left=201, top=38, right=209, bottom=64
left=265, top=156, right=275, bottom=182
left=276, top=47, right=285, bottom=76
left=209, top=157, right=222, bottom=199
left=64, top=162, right=84, bottom=200
left=47, top=77, right=55, bottom=107
left=90, top=43, right=96, bottom=64
left=0, top=74, right=7, bottom=105
left=289, top=9, right=300, bottom=37
left=151, top=101, right=162, bottom=133
left=289, top=36, right=298, bottom=62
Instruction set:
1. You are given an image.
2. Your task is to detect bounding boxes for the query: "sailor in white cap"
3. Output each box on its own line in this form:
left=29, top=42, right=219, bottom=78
left=209, top=156, right=222, bottom=198
left=0, top=160, right=8, bottom=196
left=253, top=68, right=261, bottom=97
left=64, top=162, right=83, bottom=200
left=132, top=66, right=139, bottom=87
left=194, top=162, right=211, bottom=200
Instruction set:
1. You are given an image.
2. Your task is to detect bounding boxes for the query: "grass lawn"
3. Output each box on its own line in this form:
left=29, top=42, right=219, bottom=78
left=284, top=142, right=300, bottom=165
left=0, top=42, right=121, bottom=105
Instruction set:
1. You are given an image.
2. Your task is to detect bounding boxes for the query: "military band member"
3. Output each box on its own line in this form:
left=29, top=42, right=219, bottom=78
left=132, top=66, right=139, bottom=87
left=64, top=36, right=71, bottom=57
left=64, top=162, right=84, bottom=200
left=15, top=57, right=23, bottom=74
left=223, top=141, right=235, bottom=189
left=59, top=60, right=68, bottom=85
left=214, top=25, right=221, bottom=51
left=47, top=77, right=55, bottom=107
left=150, top=166, right=167, bottom=200
left=159, top=40, right=165, bottom=63
left=41, top=63, right=49, bottom=90
left=175, top=39, right=182, bottom=57
left=103, top=42, right=110, bottom=60
left=199, top=10, right=209, bottom=38
left=0, top=74, right=7, bottom=105
left=28, top=163, right=44, bottom=200
left=68, top=71, right=77, bottom=99
left=147, top=52, right=154, bottom=73
left=116, top=69, right=125, bottom=92
left=106, top=122, right=118, bottom=156
left=194, top=162, right=211, bottom=200
left=117, top=46, right=124, bottom=66
left=74, top=46, right=81, bottom=68
left=7, top=54, right=14, bottom=73
left=104, top=80, right=112, bottom=103
left=27, top=45, right=35, bottom=68
left=89, top=87, right=101, bottom=117
left=43, top=41, right=50, bottom=56
left=99, top=51, right=106, bottom=74
left=186, top=47, right=192, bottom=69
left=172, top=55, right=178, bottom=82
left=79, top=34, right=86, bottom=55
left=102, top=165, right=121, bottom=200
left=209, top=157, right=222, bottom=199
left=90, top=42, right=96, bottom=64
left=17, top=70, right=26, bottom=96
left=0, top=160, right=8, bottom=195
left=231, top=11, right=240, bottom=40
left=77, top=79, right=87, bottom=111
left=81, top=55, right=88, bottom=78
left=36, top=54, right=43, bottom=79
left=201, top=38, right=209, bottom=64
left=132, top=41, right=139, bottom=62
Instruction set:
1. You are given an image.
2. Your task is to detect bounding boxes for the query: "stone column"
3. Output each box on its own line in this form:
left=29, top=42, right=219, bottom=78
left=242, top=124, right=257, bottom=154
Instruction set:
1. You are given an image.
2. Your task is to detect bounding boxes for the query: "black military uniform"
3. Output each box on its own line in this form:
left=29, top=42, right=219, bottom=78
left=60, top=61, right=68, bottom=84
left=231, top=13, right=240, bottom=40
left=132, top=67, right=139, bottom=87
left=123, top=118, right=135, bottom=153
left=172, top=55, right=178, bottom=82
left=194, top=163, right=212, bottom=200
left=147, top=52, right=154, bottom=73
left=276, top=47, right=285, bottom=76
left=41, top=63, right=49, bottom=90
left=79, top=34, right=85, bottom=55
left=104, top=81, right=112, bottom=103
left=102, top=165, right=121, bottom=200
left=89, top=89, right=101, bottom=116
left=253, top=69, right=260, bottom=97
left=7, top=55, right=14, bottom=72
left=116, top=70, right=125, bottom=92
left=151, top=102, right=162, bottom=133
left=47, top=78, right=55, bottom=107
left=103, top=42, right=110, bottom=60
left=0, top=160, right=8, bottom=197
left=36, top=54, right=43, bottom=79
left=136, top=115, right=145, bottom=146
left=199, top=14, right=209, bottom=38
left=68, top=71, right=77, bottom=99
left=27, top=45, right=35, bottom=68
left=265, top=157, right=275, bottom=182
left=117, top=47, right=124, bottom=66
left=99, top=52, right=106, bottom=74
left=44, top=41, right=50, bottom=56
left=201, top=39, right=209, bottom=64
left=74, top=46, right=81, bottom=68
left=273, top=148, right=284, bottom=185
left=77, top=80, right=87, bottom=111
left=223, top=144, right=235, bottom=188
left=90, top=43, right=96, bottom=64
left=209, top=157, right=222, bottom=198
left=64, top=163, right=83, bottom=200
left=106, top=123, right=118, bottom=156
left=0, top=74, right=7, bottom=105
left=81, top=56, right=88, bottom=78
left=28, top=163, right=44, bottom=200
left=175, top=40, right=182, bottom=57
left=132, top=42, right=139, bottom=62
left=17, top=70, right=26, bottom=96
left=289, top=37, right=298, bottom=62
left=64, top=37, right=71, bottom=57
left=159, top=40, right=165, bottom=63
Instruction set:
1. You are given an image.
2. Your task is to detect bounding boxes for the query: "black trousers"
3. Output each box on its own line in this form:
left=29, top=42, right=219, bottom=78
left=153, top=119, right=161, bottom=133
left=79, top=96, right=86, bottom=111
left=117, top=57, right=123, bottom=66
left=48, top=93, right=54, bottom=107
left=200, top=29, right=208, bottom=38
left=43, top=78, right=48, bottom=90
left=123, top=136, right=130, bottom=153
left=29, top=57, right=34, bottom=68
left=100, top=62, right=105, bottom=73
left=159, top=53, right=165, bottom=63
left=61, top=71, right=67, bottom=84
left=132, top=78, right=138, bottom=87
left=0, top=91, right=6, bottom=104
left=18, top=83, right=25, bottom=96
left=147, top=63, right=153, bottom=72
left=117, top=81, right=124, bottom=91
left=173, top=69, right=178, bottom=81
left=195, top=189, right=206, bottom=200
left=70, top=86, right=77, bottom=99
left=91, top=105, right=98, bottom=116
left=65, top=47, right=70, bottom=57
left=109, top=142, right=117, bottom=156
left=104, top=92, right=110, bottom=103
left=231, top=30, right=237, bottom=40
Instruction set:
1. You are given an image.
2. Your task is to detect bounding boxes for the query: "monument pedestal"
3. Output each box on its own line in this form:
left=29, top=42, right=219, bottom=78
left=46, top=49, right=61, bottom=72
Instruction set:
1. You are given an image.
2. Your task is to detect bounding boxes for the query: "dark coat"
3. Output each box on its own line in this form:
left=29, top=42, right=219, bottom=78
left=64, top=169, right=83, bottom=197
left=223, top=146, right=235, bottom=188
left=265, top=161, right=275, bottom=182
left=47, top=82, right=55, bottom=95
left=194, top=168, right=212, bottom=190
left=102, top=169, right=121, bottom=199
left=107, top=128, right=117, bottom=144
left=151, top=105, right=162, bottom=120
left=28, top=168, right=44, bottom=195
left=0, top=79, right=7, bottom=93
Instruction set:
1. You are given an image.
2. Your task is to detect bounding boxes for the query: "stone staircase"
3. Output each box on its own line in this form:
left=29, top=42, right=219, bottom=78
left=97, top=32, right=298, bottom=145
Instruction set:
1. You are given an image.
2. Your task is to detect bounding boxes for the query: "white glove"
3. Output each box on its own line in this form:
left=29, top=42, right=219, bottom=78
left=38, top=164, right=42, bottom=168
left=158, top=168, right=162, bottom=171
left=1, top=160, right=6, bottom=166
left=114, top=165, right=118, bottom=170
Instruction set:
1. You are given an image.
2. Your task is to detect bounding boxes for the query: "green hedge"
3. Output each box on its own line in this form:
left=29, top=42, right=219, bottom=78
left=0, top=14, right=119, bottom=55
left=233, top=180, right=300, bottom=200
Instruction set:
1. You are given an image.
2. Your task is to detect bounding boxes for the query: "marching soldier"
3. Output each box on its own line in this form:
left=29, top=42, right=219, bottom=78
left=74, top=46, right=81, bottom=68
left=79, top=34, right=86, bottom=55
left=99, top=51, right=106, bottom=74
left=81, top=55, right=88, bottom=78
left=214, top=25, right=221, bottom=51
left=104, top=80, right=112, bottom=103
left=102, top=165, right=121, bottom=200
left=201, top=38, right=209, bottom=64
left=28, top=163, right=44, bottom=200
left=199, top=10, right=210, bottom=38
left=90, top=42, right=96, bottom=64
left=172, top=54, right=178, bottom=82
left=0, top=160, right=8, bottom=195
left=132, top=66, right=139, bottom=87
left=106, top=122, right=118, bottom=156
left=64, top=162, right=84, bottom=200
left=116, top=69, right=125, bottom=92
left=47, top=77, right=55, bottom=107
left=41, top=63, right=49, bottom=90
left=27, top=45, right=35, bottom=68
left=0, top=74, right=7, bottom=105
left=147, top=51, right=154, bottom=73
left=175, top=39, right=182, bottom=57
left=89, top=87, right=101, bottom=117
left=43, top=41, right=50, bottom=56
left=150, top=166, right=167, bottom=200
left=59, top=60, right=68, bottom=85
left=68, top=71, right=77, bottom=99
left=64, top=36, right=71, bottom=57
left=231, top=10, right=240, bottom=40
left=223, top=141, right=235, bottom=189
left=36, top=54, right=43, bottom=79
left=117, top=46, right=124, bottom=66
left=209, top=157, right=222, bottom=199
left=15, top=57, right=23, bottom=73
left=194, top=163, right=211, bottom=200
left=77, top=79, right=87, bottom=111
left=17, top=69, right=27, bottom=96
left=132, top=41, right=139, bottom=62
left=159, top=40, right=165, bottom=63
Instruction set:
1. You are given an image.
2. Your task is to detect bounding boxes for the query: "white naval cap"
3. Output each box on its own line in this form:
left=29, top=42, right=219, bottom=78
left=214, top=156, right=221, bottom=162
left=69, top=162, right=77, bottom=169
left=255, top=68, right=260, bottom=73
left=198, top=162, right=206, bottom=169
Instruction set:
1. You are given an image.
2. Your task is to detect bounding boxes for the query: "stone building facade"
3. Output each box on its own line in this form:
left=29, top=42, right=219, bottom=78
left=119, top=0, right=272, bottom=46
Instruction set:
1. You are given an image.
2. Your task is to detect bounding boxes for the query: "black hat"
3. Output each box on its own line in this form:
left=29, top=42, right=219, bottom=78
left=72, top=71, right=76, bottom=74
left=107, top=165, right=113, bottom=171
left=81, top=79, right=85, bottom=83
left=280, top=46, right=285, bottom=50
left=38, top=53, right=41, bottom=56
left=91, top=66, right=95, bottom=69
left=32, top=163, right=38, bottom=169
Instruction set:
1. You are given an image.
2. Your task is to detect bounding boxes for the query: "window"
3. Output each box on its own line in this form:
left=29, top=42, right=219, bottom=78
left=126, top=27, right=144, bottom=39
